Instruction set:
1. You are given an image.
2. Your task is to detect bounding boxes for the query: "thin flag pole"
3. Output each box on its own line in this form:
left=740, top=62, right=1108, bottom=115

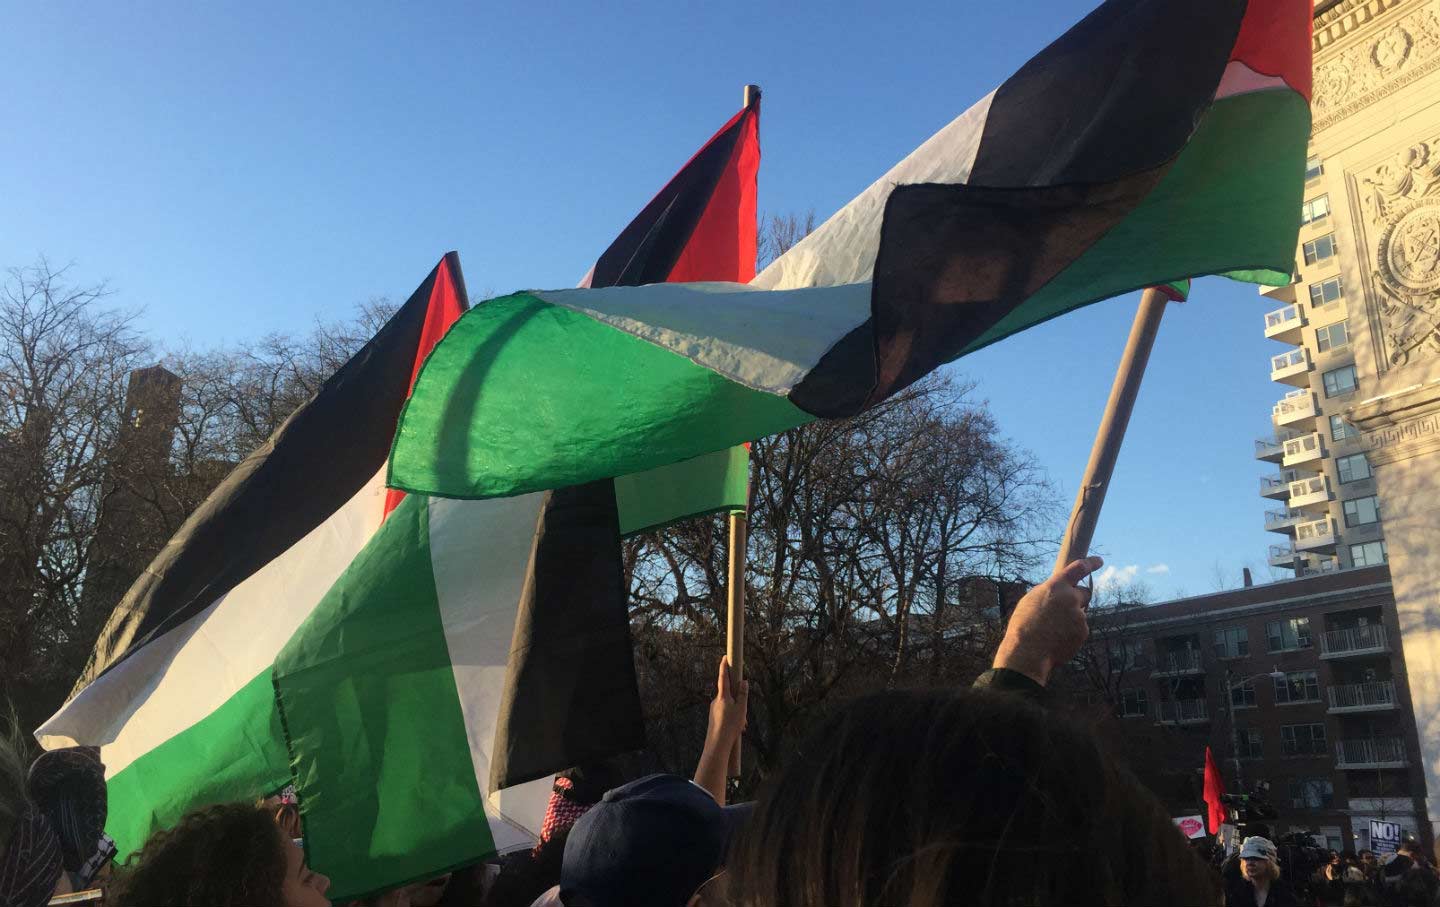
left=727, top=83, right=761, bottom=780
left=1054, top=286, right=1174, bottom=572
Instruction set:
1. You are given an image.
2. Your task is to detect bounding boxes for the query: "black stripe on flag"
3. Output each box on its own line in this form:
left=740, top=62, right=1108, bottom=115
left=488, top=480, right=645, bottom=791
left=788, top=0, right=1247, bottom=418
left=79, top=255, right=465, bottom=686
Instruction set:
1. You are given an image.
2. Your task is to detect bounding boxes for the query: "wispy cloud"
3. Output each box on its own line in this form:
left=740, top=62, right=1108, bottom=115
left=1146, top=564, right=1171, bottom=575
left=1094, top=564, right=1140, bottom=591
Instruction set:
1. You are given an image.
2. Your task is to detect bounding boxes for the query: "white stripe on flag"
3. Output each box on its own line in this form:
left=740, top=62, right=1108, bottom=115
left=538, top=281, right=872, bottom=396
left=427, top=495, right=548, bottom=852
left=38, top=470, right=387, bottom=775
left=752, top=90, right=996, bottom=292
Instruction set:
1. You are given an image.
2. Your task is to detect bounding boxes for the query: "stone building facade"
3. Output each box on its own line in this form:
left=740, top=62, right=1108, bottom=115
left=1251, top=0, right=1440, bottom=838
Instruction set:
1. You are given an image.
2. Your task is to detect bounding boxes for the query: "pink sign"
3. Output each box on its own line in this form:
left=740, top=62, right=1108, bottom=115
left=1174, top=815, right=1207, bottom=839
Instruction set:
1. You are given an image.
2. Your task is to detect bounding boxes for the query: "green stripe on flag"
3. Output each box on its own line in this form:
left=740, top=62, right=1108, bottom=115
left=615, top=445, right=749, bottom=536
left=388, top=293, right=809, bottom=500
left=103, top=671, right=291, bottom=860
left=274, top=494, right=495, bottom=901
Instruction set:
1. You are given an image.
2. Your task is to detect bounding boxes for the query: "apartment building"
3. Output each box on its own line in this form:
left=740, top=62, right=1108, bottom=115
left=1080, top=566, right=1430, bottom=851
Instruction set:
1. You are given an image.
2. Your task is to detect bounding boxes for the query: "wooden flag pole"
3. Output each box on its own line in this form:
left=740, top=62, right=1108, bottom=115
left=726, top=82, right=761, bottom=780
left=725, top=510, right=746, bottom=777
left=1055, top=286, right=1172, bottom=572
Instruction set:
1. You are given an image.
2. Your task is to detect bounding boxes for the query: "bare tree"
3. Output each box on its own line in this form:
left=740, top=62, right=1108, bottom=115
left=0, top=254, right=398, bottom=729
left=628, top=375, right=1055, bottom=785
left=756, top=211, right=817, bottom=270
left=0, top=261, right=149, bottom=727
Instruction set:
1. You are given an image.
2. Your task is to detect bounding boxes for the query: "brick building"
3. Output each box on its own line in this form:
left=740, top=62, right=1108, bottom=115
left=1078, top=565, right=1430, bottom=852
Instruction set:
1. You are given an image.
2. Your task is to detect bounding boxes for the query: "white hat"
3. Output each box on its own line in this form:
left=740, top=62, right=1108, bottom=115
left=1240, top=836, right=1278, bottom=862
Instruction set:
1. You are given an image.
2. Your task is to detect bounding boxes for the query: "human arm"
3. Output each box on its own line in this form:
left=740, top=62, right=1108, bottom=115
left=974, top=556, right=1103, bottom=696
left=693, top=657, right=748, bottom=806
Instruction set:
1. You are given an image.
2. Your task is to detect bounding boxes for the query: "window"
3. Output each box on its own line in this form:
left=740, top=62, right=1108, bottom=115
left=1109, top=639, right=1147, bottom=671
left=1306, top=155, right=1324, bottom=182
left=1267, top=617, right=1312, bottom=652
left=1281, top=723, right=1328, bottom=756
left=1301, top=195, right=1331, bottom=225
left=1237, top=728, right=1264, bottom=759
left=1343, top=495, right=1381, bottom=527
left=1288, top=778, right=1335, bottom=808
left=1323, top=365, right=1358, bottom=398
left=1330, top=415, right=1360, bottom=442
left=1274, top=670, right=1321, bottom=704
left=1315, top=321, right=1349, bottom=353
left=1337, top=453, right=1371, bottom=484
left=1350, top=540, right=1388, bottom=567
left=1119, top=688, right=1148, bottom=718
left=1309, top=276, right=1343, bottom=307
left=1231, top=680, right=1257, bottom=708
left=1304, top=234, right=1337, bottom=265
left=1214, top=626, right=1250, bottom=659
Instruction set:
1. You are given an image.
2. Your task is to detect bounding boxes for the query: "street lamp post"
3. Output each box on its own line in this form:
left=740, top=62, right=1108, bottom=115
left=1225, top=665, right=1287, bottom=794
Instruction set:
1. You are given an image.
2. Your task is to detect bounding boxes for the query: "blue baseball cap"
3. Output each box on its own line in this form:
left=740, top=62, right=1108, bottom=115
left=559, top=773, right=749, bottom=907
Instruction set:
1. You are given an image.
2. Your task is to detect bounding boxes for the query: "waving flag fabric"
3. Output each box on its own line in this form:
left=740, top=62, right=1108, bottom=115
left=38, top=256, right=474, bottom=860
left=389, top=0, right=1313, bottom=501
left=271, top=98, right=763, bottom=899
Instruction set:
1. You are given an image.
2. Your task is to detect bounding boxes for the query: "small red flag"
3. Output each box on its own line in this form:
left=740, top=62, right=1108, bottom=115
left=1203, top=746, right=1227, bottom=834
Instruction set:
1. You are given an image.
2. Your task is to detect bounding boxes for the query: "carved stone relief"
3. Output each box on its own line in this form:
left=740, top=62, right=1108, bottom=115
left=1313, top=8, right=1440, bottom=132
left=1360, top=139, right=1440, bottom=367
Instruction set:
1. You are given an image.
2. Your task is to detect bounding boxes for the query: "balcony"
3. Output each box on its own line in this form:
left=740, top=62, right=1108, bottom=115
left=1328, top=681, right=1397, bottom=714
left=1271, top=348, right=1312, bottom=386
left=1295, top=517, right=1337, bottom=553
left=1151, top=650, right=1205, bottom=677
left=1298, top=558, right=1341, bottom=577
left=1264, top=303, right=1305, bottom=343
left=1157, top=699, right=1209, bottom=725
left=1264, top=508, right=1304, bottom=534
left=1274, top=390, right=1320, bottom=430
left=1255, top=437, right=1287, bottom=463
left=1269, top=544, right=1298, bottom=568
left=1261, top=474, right=1292, bottom=500
left=1320, top=624, right=1390, bottom=658
left=1260, top=281, right=1298, bottom=304
left=1336, top=737, right=1407, bottom=769
left=1282, top=432, right=1325, bottom=468
left=1288, top=475, right=1332, bottom=513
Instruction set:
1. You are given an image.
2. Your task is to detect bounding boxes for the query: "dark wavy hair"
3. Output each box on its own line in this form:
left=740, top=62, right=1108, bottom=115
left=726, top=688, right=1222, bottom=907
left=110, top=802, right=288, bottom=907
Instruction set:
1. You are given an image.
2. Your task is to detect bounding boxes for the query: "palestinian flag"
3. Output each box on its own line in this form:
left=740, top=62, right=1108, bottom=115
left=387, top=0, right=1312, bottom=500
left=31, top=256, right=567, bottom=867
left=268, top=97, right=762, bottom=899
left=599, top=94, right=760, bottom=535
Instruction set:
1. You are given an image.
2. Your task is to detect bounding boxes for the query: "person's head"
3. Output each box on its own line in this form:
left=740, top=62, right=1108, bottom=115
left=112, top=802, right=331, bottom=907
left=560, top=774, right=740, bottom=907
left=726, top=688, right=1220, bottom=907
left=1398, top=838, right=1423, bottom=860
left=1239, top=837, right=1281, bottom=886
left=1329, top=849, right=1342, bottom=864
left=1361, top=849, right=1377, bottom=869
left=0, top=710, right=64, bottom=907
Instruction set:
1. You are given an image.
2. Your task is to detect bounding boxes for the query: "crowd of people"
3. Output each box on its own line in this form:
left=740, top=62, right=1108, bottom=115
left=3, top=554, right=1440, bottom=906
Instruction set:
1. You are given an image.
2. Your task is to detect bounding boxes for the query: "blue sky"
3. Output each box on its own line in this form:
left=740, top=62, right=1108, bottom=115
left=1, top=1, right=1293, bottom=599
